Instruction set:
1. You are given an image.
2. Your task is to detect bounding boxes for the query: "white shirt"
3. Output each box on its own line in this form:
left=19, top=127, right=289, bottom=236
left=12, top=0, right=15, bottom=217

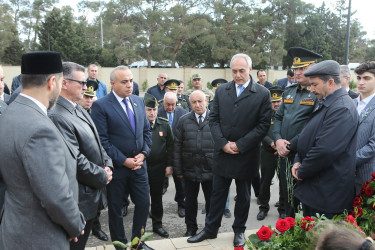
left=112, top=91, right=134, bottom=115
left=235, top=79, right=250, bottom=97
left=195, top=111, right=207, bottom=123
left=0, top=93, right=4, bottom=101
left=357, top=93, right=375, bottom=115
left=20, top=93, right=47, bottom=115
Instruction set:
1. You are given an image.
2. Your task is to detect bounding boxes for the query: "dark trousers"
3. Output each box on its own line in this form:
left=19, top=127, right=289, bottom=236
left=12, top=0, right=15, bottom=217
left=185, top=179, right=212, bottom=232
left=204, top=174, right=251, bottom=234
left=148, top=164, right=165, bottom=229
left=91, top=210, right=102, bottom=232
left=70, top=218, right=94, bottom=250
left=302, top=204, right=338, bottom=219
left=107, top=167, right=150, bottom=247
left=163, top=174, right=186, bottom=207
left=252, top=170, right=261, bottom=197
left=279, top=153, right=300, bottom=217
left=258, top=149, right=278, bottom=212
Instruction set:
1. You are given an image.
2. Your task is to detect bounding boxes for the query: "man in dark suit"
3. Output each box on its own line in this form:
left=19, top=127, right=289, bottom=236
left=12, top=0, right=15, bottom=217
left=257, top=69, right=273, bottom=89
left=49, top=62, right=113, bottom=249
left=158, top=92, right=187, bottom=217
left=188, top=53, right=272, bottom=247
left=277, top=69, right=295, bottom=90
left=91, top=66, right=153, bottom=250
left=340, top=65, right=359, bottom=99
left=0, top=51, right=85, bottom=249
left=292, top=60, right=358, bottom=218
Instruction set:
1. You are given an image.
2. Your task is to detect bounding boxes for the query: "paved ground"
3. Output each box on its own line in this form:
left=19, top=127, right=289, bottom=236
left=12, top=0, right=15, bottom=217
left=86, top=175, right=280, bottom=248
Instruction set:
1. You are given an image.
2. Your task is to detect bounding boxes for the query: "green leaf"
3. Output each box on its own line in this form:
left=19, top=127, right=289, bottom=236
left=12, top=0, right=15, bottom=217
left=131, top=236, right=139, bottom=246
left=141, top=232, right=153, bottom=242
left=112, top=241, right=127, bottom=249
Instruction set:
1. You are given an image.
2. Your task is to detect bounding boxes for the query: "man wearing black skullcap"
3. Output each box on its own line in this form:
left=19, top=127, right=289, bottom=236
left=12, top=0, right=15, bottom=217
left=0, top=51, right=85, bottom=249
left=273, top=47, right=321, bottom=218
left=291, top=60, right=359, bottom=218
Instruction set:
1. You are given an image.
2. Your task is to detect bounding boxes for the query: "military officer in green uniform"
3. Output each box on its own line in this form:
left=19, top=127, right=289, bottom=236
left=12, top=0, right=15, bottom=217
left=158, top=79, right=190, bottom=112
left=144, top=93, right=174, bottom=238
left=78, top=80, right=98, bottom=115
left=185, top=74, right=214, bottom=103
left=177, top=80, right=191, bottom=111
left=273, top=47, right=322, bottom=218
left=257, top=86, right=283, bottom=221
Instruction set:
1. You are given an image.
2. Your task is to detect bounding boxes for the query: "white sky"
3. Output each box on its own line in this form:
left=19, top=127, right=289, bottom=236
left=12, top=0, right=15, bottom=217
left=56, top=0, right=375, bottom=40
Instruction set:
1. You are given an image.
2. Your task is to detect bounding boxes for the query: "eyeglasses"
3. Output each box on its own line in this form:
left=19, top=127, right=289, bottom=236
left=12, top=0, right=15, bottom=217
left=66, top=79, right=87, bottom=86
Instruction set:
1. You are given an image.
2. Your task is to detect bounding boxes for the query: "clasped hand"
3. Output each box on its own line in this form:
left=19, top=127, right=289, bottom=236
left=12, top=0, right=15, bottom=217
left=222, top=141, right=239, bottom=154
left=123, top=153, right=145, bottom=170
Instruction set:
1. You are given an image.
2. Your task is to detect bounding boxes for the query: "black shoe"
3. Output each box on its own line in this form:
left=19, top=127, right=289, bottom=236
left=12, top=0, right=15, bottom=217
left=187, top=230, right=217, bottom=243
left=178, top=205, right=185, bottom=218
left=123, top=206, right=128, bottom=217
left=279, top=213, right=286, bottom=219
left=234, top=195, right=237, bottom=201
left=162, top=186, right=167, bottom=195
left=92, top=229, right=108, bottom=241
left=256, top=198, right=261, bottom=205
left=275, top=201, right=280, bottom=207
left=184, top=230, right=197, bottom=237
left=136, top=242, right=154, bottom=250
left=224, top=209, right=232, bottom=218
left=233, top=232, right=245, bottom=247
left=201, top=208, right=206, bottom=214
left=257, top=210, right=268, bottom=221
left=153, top=227, right=169, bottom=238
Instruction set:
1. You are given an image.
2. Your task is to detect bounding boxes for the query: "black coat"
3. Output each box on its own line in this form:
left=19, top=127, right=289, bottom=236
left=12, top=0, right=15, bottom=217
left=174, top=111, right=214, bottom=182
left=295, top=87, right=359, bottom=213
left=209, top=77, right=272, bottom=179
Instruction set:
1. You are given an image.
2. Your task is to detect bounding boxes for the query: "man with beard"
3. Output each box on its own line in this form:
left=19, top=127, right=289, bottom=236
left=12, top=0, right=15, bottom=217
left=0, top=51, right=85, bottom=249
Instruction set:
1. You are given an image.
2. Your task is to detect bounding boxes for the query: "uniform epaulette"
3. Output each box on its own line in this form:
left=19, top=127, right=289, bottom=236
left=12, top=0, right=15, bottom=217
left=158, top=117, right=169, bottom=123
left=158, top=99, right=163, bottom=104
left=286, top=83, right=298, bottom=88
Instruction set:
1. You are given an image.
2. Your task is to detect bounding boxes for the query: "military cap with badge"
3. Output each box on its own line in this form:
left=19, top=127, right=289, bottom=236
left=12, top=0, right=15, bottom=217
left=84, top=80, right=98, bottom=97
left=192, top=74, right=201, bottom=80
left=164, top=79, right=180, bottom=90
left=288, top=47, right=323, bottom=69
left=269, top=86, right=283, bottom=102
left=144, top=92, right=158, bottom=108
left=211, top=78, right=227, bottom=89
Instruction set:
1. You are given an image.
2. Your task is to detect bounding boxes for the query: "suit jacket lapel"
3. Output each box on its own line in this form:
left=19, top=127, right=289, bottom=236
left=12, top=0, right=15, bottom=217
left=225, top=82, right=238, bottom=102
left=109, top=92, right=135, bottom=134
left=359, top=96, right=375, bottom=123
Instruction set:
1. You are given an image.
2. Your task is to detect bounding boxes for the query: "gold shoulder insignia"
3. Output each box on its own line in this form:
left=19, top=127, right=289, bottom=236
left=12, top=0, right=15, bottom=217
left=159, top=117, right=169, bottom=122
left=306, top=86, right=311, bottom=91
left=286, top=83, right=298, bottom=89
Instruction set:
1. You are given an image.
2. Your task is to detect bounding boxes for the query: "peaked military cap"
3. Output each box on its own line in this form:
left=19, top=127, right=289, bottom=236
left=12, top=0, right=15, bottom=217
left=192, top=73, right=202, bottom=80
left=144, top=93, right=158, bottom=108
left=304, top=60, right=340, bottom=78
left=22, top=51, right=63, bottom=74
left=288, top=47, right=322, bottom=69
left=269, top=86, right=284, bottom=102
left=84, top=80, right=98, bottom=97
left=164, top=79, right=180, bottom=90
left=211, top=78, right=228, bottom=88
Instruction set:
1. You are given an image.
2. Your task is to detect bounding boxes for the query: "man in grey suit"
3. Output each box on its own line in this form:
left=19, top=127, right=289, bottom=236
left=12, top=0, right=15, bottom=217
left=49, top=62, right=113, bottom=250
left=354, top=61, right=375, bottom=194
left=0, top=67, right=10, bottom=104
left=340, top=65, right=359, bottom=99
left=0, top=51, right=85, bottom=249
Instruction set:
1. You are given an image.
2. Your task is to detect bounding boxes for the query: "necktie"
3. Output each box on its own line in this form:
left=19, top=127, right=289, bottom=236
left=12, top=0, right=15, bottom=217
left=149, top=121, right=153, bottom=129
left=168, top=113, right=173, bottom=127
left=238, top=85, right=244, bottom=97
left=123, top=98, right=136, bottom=132
left=198, top=115, right=203, bottom=126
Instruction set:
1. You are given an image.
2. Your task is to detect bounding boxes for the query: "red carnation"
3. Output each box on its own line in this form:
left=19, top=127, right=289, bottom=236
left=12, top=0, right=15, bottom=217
left=371, top=203, right=375, bottom=210
left=300, top=216, right=315, bottom=231
left=365, top=186, right=374, bottom=197
left=234, top=247, right=244, bottom=250
left=275, top=218, right=291, bottom=233
left=354, top=207, right=363, bottom=217
left=285, top=217, right=296, bottom=228
left=371, top=172, right=375, bottom=179
left=345, top=215, right=358, bottom=226
left=256, top=225, right=273, bottom=241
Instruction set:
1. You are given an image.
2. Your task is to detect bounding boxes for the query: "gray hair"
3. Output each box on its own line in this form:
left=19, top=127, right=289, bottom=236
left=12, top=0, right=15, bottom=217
left=190, top=90, right=206, bottom=101
left=230, top=53, right=252, bottom=69
left=340, top=65, right=351, bottom=78
left=62, top=62, right=85, bottom=78
left=164, top=92, right=177, bottom=102
left=110, top=66, right=130, bottom=82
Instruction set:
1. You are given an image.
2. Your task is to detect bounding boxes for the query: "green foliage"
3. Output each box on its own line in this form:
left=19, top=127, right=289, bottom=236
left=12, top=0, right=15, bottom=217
left=206, top=81, right=213, bottom=90
left=187, top=78, right=193, bottom=89
left=273, top=79, right=278, bottom=85
left=112, top=228, right=153, bottom=249
left=349, top=79, right=357, bottom=90
left=142, top=80, right=148, bottom=92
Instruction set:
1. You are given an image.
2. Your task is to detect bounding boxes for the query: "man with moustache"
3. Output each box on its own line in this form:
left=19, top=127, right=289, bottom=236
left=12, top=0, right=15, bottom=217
left=49, top=62, right=113, bottom=250
left=77, top=80, right=97, bottom=114
left=257, top=86, right=284, bottom=221
left=292, top=60, right=358, bottom=218
left=188, top=53, right=271, bottom=247
left=273, top=47, right=322, bottom=218
left=0, top=51, right=85, bottom=249
left=91, top=66, right=152, bottom=250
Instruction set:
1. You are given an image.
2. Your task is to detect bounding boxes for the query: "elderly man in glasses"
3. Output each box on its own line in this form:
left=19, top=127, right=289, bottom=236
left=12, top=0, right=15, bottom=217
left=49, top=62, right=113, bottom=250
left=146, top=73, right=168, bottom=101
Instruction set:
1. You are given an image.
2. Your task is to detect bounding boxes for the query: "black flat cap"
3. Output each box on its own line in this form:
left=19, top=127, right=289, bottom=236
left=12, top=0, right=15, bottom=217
left=211, top=78, right=228, bottom=88
left=304, top=60, right=340, bottom=77
left=288, top=47, right=322, bottom=69
left=164, top=79, right=180, bottom=90
left=22, top=51, right=63, bottom=74
left=144, top=93, right=158, bottom=108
